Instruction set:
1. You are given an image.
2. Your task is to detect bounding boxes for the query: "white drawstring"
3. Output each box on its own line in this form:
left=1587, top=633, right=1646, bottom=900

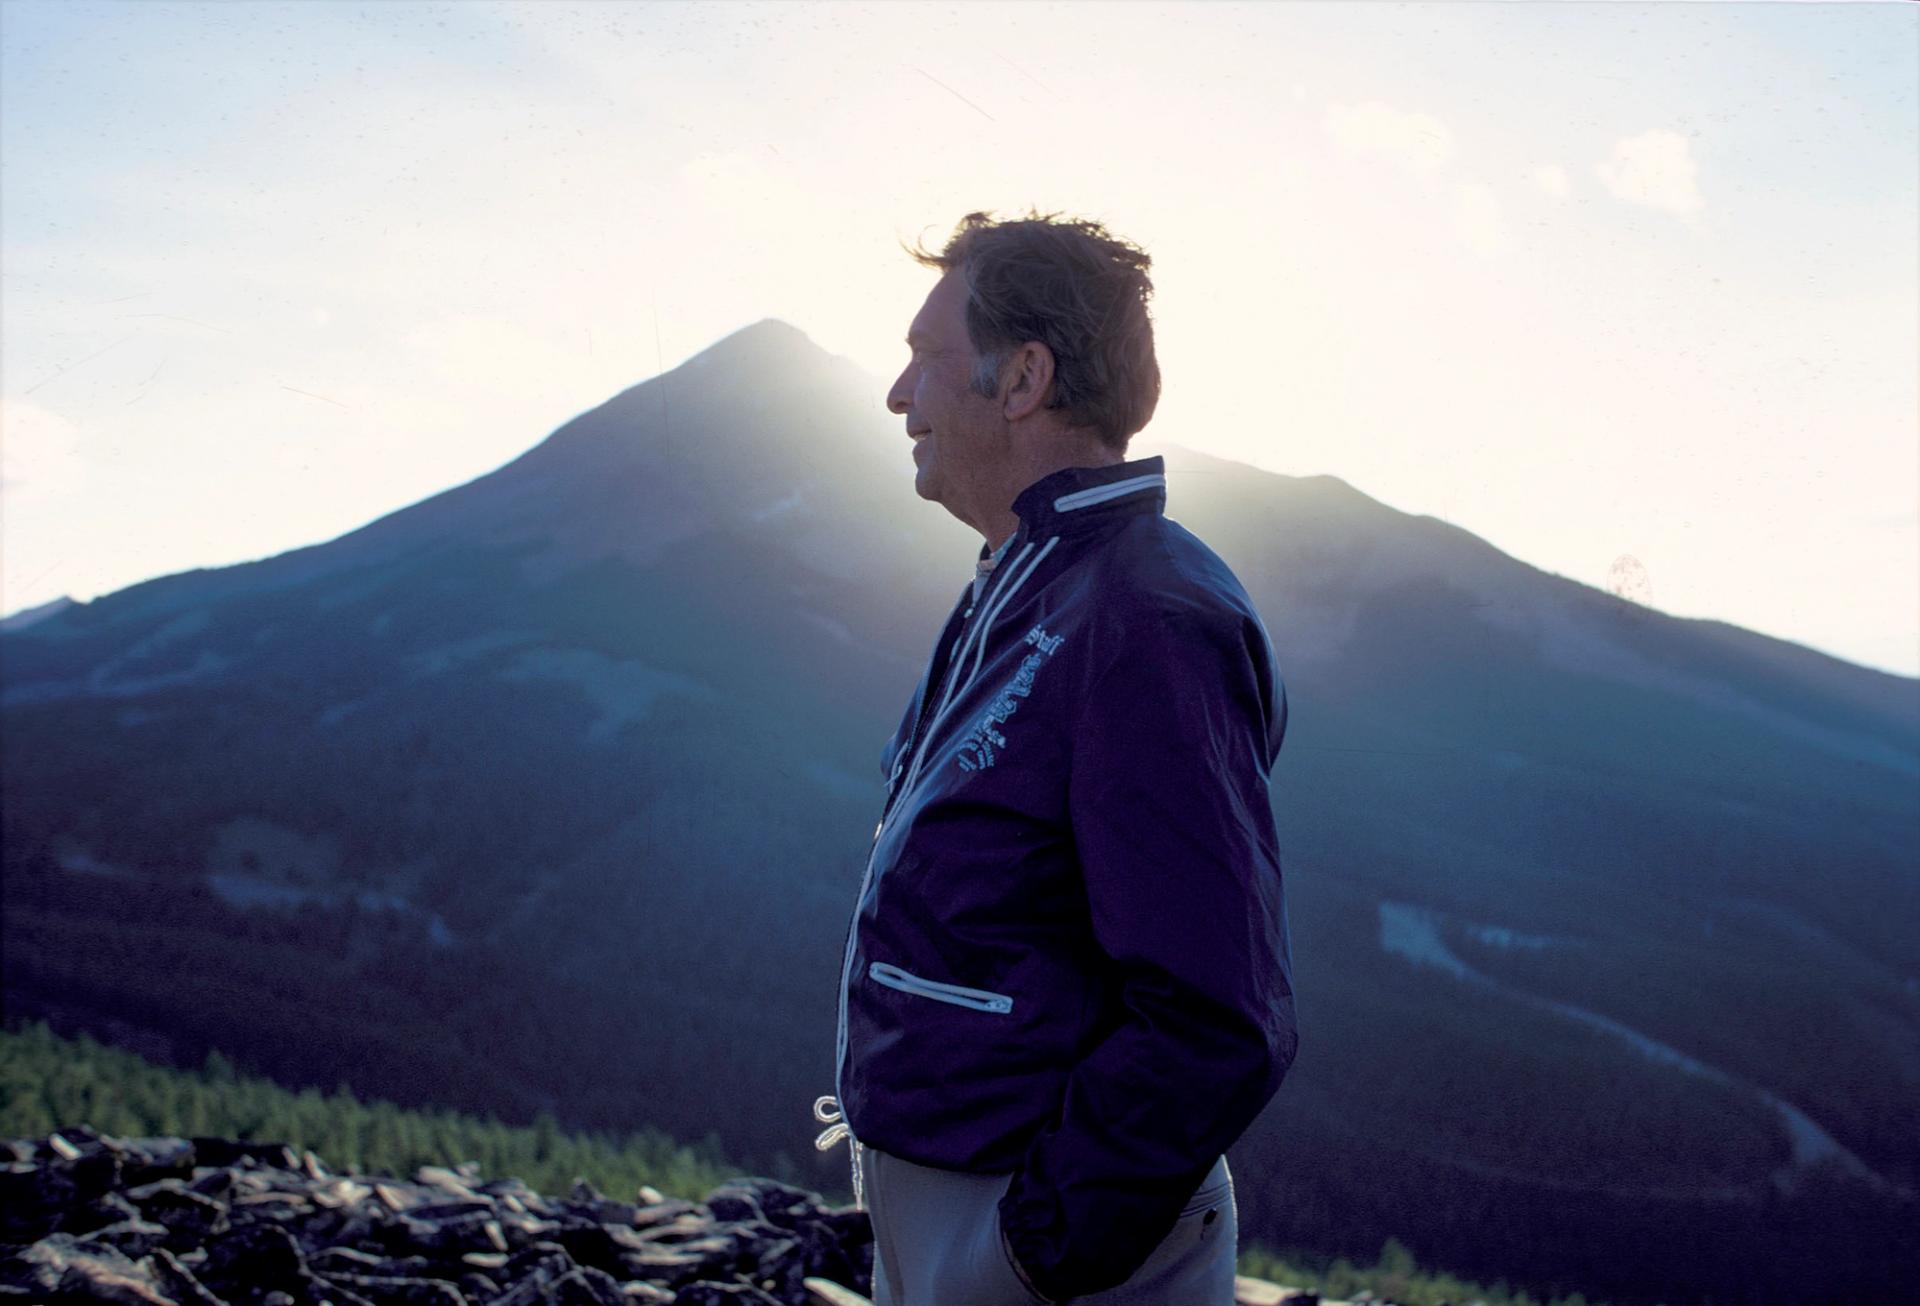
left=813, top=1095, right=867, bottom=1210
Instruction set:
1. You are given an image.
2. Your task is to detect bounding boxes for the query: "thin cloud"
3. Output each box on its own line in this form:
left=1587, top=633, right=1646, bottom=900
left=1594, top=128, right=1706, bottom=223
left=1323, top=100, right=1456, bottom=175
left=1533, top=163, right=1573, bottom=201
left=0, top=400, right=89, bottom=507
left=1452, top=181, right=1507, bottom=256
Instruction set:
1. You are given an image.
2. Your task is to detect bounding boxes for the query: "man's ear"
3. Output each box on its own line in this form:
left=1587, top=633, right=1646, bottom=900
left=1001, top=341, right=1056, bottom=423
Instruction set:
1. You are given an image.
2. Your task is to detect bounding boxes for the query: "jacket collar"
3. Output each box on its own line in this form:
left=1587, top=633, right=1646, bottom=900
left=975, top=454, right=1167, bottom=561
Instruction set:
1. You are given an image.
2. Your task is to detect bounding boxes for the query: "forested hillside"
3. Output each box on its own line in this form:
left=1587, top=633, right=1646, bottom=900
left=1, top=1020, right=1609, bottom=1306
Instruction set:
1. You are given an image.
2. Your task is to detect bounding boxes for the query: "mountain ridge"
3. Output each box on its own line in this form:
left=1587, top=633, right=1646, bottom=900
left=13, top=316, right=1914, bottom=687
left=3, top=313, right=1916, bottom=1306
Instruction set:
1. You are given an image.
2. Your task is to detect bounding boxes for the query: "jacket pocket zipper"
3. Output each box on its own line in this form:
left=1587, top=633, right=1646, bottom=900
left=868, top=961, right=1014, bottom=1014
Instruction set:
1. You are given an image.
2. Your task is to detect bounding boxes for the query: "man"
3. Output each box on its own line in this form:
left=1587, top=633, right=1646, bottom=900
left=814, top=210, right=1298, bottom=1304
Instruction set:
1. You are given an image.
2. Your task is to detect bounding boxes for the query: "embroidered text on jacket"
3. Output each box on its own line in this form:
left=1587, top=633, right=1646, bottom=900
left=956, top=625, right=1066, bottom=771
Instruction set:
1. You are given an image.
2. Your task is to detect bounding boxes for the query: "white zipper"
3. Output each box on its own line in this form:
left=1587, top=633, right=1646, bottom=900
left=833, top=534, right=1055, bottom=1118
left=869, top=960, right=1015, bottom=1014
left=887, top=536, right=1058, bottom=824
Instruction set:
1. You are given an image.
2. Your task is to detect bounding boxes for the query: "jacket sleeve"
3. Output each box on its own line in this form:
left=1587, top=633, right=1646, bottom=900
left=997, top=604, right=1298, bottom=1302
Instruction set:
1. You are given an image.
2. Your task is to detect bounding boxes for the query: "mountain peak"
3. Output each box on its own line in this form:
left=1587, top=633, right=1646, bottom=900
left=732, top=317, right=812, bottom=343
left=687, top=318, right=822, bottom=368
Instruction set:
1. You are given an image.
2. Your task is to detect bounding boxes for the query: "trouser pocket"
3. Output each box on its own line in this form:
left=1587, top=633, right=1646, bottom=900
left=1072, top=1156, right=1237, bottom=1305
left=863, top=1147, right=1046, bottom=1305
left=1178, top=1157, right=1233, bottom=1218
left=866, top=1148, right=1235, bottom=1305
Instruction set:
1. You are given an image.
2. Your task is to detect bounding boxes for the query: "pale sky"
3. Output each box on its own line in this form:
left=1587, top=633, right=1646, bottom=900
left=2, top=0, right=1915, bottom=677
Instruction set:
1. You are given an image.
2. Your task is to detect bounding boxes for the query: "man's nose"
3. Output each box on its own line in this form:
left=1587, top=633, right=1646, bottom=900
left=887, top=373, right=911, bottom=415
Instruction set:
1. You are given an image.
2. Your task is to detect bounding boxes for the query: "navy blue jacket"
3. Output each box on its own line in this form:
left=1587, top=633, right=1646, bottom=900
left=834, top=453, right=1298, bottom=1301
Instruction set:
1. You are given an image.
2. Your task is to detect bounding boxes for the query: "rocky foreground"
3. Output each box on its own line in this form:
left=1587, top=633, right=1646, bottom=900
left=0, top=1129, right=1331, bottom=1305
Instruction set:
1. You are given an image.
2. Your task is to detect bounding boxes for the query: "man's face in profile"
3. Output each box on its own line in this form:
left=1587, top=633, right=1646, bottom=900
left=888, top=271, right=1011, bottom=522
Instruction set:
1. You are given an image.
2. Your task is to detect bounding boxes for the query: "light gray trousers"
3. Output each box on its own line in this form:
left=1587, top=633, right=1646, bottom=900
left=859, top=1144, right=1237, bottom=1305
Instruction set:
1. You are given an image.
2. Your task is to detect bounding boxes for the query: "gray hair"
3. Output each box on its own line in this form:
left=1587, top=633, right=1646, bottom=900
left=904, top=209, right=1160, bottom=453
